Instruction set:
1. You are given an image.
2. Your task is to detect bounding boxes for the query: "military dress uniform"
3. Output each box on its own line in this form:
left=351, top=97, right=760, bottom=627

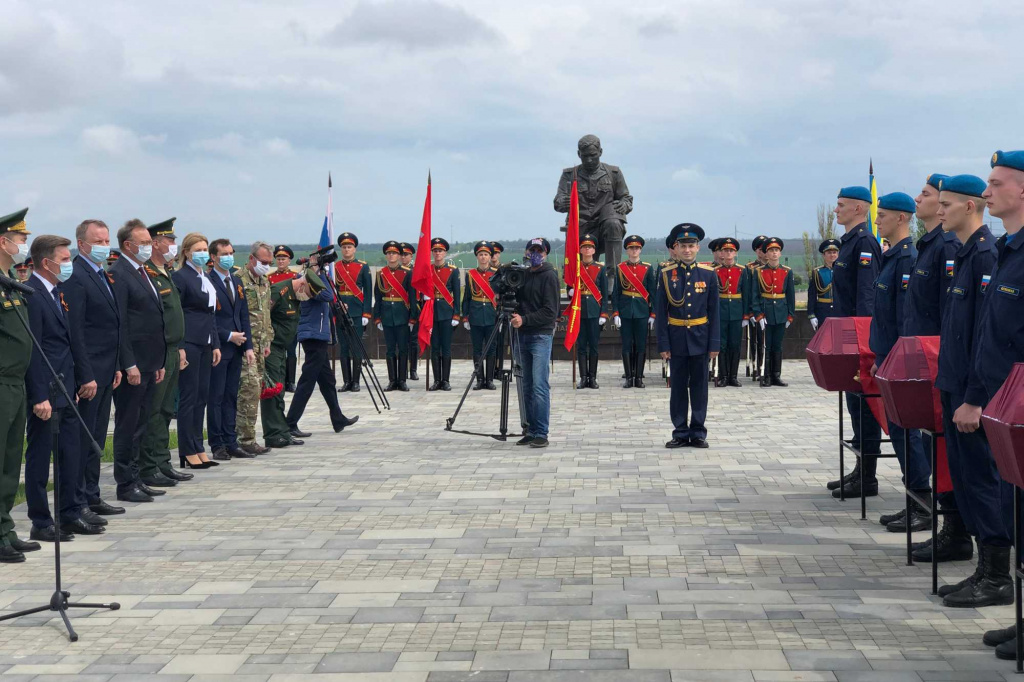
left=740, top=235, right=768, bottom=380
left=0, top=210, right=35, bottom=561
left=463, top=241, right=497, bottom=391
left=612, top=235, right=656, bottom=388
left=807, top=239, right=840, bottom=331
left=140, top=219, right=186, bottom=485
left=573, top=234, right=610, bottom=389
left=490, top=242, right=504, bottom=267
left=657, top=224, right=720, bottom=448
left=237, top=260, right=273, bottom=455
left=427, top=237, right=460, bottom=391
left=751, top=238, right=795, bottom=387
left=264, top=257, right=300, bottom=447
left=375, top=241, right=418, bottom=391
left=904, top=176, right=960, bottom=337
left=713, top=237, right=743, bottom=387
left=334, top=233, right=372, bottom=392
left=401, top=242, right=420, bottom=380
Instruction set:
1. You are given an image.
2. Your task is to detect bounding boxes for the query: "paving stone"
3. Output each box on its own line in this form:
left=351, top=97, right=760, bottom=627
left=315, top=652, right=401, bottom=673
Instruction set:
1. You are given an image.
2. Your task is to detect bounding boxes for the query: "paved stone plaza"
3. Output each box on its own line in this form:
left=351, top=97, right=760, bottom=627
left=0, top=360, right=1018, bottom=680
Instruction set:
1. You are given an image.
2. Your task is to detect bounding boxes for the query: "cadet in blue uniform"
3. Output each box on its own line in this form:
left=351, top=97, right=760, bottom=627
left=932, top=174, right=1008, bottom=609
left=612, top=235, right=656, bottom=388
left=334, top=232, right=372, bottom=393
left=714, top=238, right=744, bottom=387
left=751, top=237, right=794, bottom=387
left=657, top=223, right=719, bottom=449
left=829, top=186, right=884, bottom=498
left=374, top=241, right=418, bottom=392
left=463, top=241, right=497, bottom=390
left=807, top=239, right=839, bottom=332
left=867, top=192, right=931, bottom=532
left=426, top=237, right=460, bottom=391
left=401, top=242, right=419, bottom=380
left=741, top=236, right=768, bottom=380
left=570, top=233, right=610, bottom=389
left=975, top=151, right=1024, bottom=660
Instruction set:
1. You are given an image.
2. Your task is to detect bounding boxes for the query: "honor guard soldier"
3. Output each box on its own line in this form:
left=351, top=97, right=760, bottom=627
left=751, top=237, right=794, bottom=387
left=932, top=174, right=1008, bottom=609
left=463, top=241, right=498, bottom=390
left=807, top=239, right=840, bottom=332
left=400, top=242, right=419, bottom=379
left=490, top=242, right=504, bottom=267
left=657, top=223, right=719, bottom=449
left=426, top=237, right=461, bottom=391
left=714, top=237, right=743, bottom=387
left=709, top=238, right=723, bottom=267
left=13, top=256, right=31, bottom=282
left=272, top=246, right=299, bottom=391
left=334, top=233, right=372, bottom=393
left=264, top=246, right=301, bottom=448
left=236, top=241, right=274, bottom=457
left=105, top=251, right=119, bottom=271
left=829, top=186, right=884, bottom=498
left=612, top=235, right=656, bottom=388
left=0, top=209, right=38, bottom=561
left=374, top=241, right=418, bottom=391
left=741, top=235, right=769, bottom=380
left=571, top=233, right=610, bottom=388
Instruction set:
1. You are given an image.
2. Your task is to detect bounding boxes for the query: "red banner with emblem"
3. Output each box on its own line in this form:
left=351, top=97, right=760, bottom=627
left=410, top=173, right=433, bottom=354
left=563, top=176, right=581, bottom=352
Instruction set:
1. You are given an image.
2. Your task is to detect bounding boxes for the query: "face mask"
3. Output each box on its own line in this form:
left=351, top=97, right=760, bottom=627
left=50, top=260, right=74, bottom=283
left=4, top=239, right=29, bottom=265
left=218, top=255, right=235, bottom=270
left=191, top=250, right=210, bottom=267
left=86, top=243, right=110, bottom=264
left=253, top=261, right=271, bottom=277
left=526, top=251, right=544, bottom=267
left=166, top=244, right=179, bottom=260
left=135, top=244, right=153, bottom=261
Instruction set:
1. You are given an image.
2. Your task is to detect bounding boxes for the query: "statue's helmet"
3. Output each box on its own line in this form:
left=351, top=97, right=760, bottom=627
left=577, top=134, right=602, bottom=153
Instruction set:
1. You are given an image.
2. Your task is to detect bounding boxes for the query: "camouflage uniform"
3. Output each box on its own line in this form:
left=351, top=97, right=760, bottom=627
left=237, top=265, right=273, bottom=447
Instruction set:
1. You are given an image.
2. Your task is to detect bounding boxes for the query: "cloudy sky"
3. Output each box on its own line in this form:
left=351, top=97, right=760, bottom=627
left=2, top=0, right=1020, bottom=246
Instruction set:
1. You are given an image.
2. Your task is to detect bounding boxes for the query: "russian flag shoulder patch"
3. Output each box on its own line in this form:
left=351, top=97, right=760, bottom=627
left=981, top=274, right=992, bottom=291
left=945, top=260, right=955, bottom=277
left=859, top=252, right=873, bottom=266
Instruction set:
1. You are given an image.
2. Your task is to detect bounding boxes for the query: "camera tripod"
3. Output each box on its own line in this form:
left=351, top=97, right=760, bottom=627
left=332, top=290, right=389, bottom=413
left=445, top=307, right=527, bottom=440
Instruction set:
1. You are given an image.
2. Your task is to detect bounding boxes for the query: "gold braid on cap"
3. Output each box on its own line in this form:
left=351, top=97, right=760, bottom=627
left=8, top=221, right=26, bottom=233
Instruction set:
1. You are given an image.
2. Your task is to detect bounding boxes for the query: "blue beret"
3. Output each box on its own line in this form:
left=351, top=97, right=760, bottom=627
left=939, top=174, right=987, bottom=198
left=877, top=192, right=916, bottom=214
left=666, top=223, right=705, bottom=248
left=838, top=186, right=872, bottom=202
left=992, top=150, right=1024, bottom=173
left=926, top=174, right=948, bottom=190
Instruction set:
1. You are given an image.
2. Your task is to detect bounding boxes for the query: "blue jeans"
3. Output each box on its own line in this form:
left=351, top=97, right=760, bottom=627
left=516, top=333, right=552, bottom=438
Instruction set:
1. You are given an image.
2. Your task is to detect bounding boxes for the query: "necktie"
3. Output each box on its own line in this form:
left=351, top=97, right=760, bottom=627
left=52, top=290, right=64, bottom=319
left=225, top=275, right=234, bottom=303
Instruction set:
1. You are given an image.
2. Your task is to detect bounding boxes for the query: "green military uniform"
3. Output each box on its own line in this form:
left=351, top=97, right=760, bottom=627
left=0, top=209, right=33, bottom=558
left=750, top=238, right=795, bottom=387
left=573, top=233, right=610, bottom=389
left=238, top=261, right=274, bottom=450
left=334, top=232, right=373, bottom=392
left=463, top=241, right=498, bottom=391
left=264, top=261, right=299, bottom=447
left=375, top=241, right=418, bottom=391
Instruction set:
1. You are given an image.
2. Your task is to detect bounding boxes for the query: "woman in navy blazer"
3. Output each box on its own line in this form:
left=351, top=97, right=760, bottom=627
left=171, top=233, right=222, bottom=469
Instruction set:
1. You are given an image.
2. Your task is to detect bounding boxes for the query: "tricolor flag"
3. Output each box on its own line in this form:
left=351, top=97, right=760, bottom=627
left=320, top=174, right=335, bottom=284
left=981, top=274, right=991, bottom=291
left=859, top=251, right=873, bottom=267
left=562, top=172, right=582, bottom=352
left=868, top=159, right=880, bottom=242
left=901, top=273, right=910, bottom=288
left=410, top=172, right=434, bottom=354
left=946, top=260, right=955, bottom=277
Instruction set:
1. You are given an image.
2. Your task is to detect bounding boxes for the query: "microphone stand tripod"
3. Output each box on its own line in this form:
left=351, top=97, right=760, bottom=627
left=0, top=284, right=119, bottom=641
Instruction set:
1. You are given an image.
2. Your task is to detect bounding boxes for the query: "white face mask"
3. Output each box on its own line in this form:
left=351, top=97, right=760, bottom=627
left=253, top=261, right=271, bottom=277
left=3, top=239, right=29, bottom=265
left=166, top=244, right=179, bottom=260
left=135, top=243, right=153, bottom=261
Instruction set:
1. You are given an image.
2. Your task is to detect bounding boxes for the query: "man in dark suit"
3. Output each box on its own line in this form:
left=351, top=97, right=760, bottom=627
left=208, top=238, right=255, bottom=460
left=63, top=219, right=124, bottom=523
left=24, top=235, right=104, bottom=541
left=110, top=219, right=167, bottom=503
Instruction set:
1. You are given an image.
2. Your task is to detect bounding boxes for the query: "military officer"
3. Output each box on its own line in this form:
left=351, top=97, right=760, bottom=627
left=490, top=242, right=504, bottom=267
left=462, top=241, right=497, bottom=390
left=273, top=246, right=299, bottom=391
left=829, top=186, right=884, bottom=498
left=807, top=239, right=840, bottom=332
left=0, top=209, right=38, bottom=562
left=612, top=235, right=656, bottom=388
left=139, top=219, right=191, bottom=488
left=570, top=233, right=609, bottom=389
left=400, top=242, right=420, bottom=380
left=334, top=233, right=372, bottom=393
left=741, top=235, right=768, bottom=381
left=657, top=223, right=719, bottom=449
left=375, top=241, right=418, bottom=391
left=236, top=241, right=274, bottom=456
left=427, top=237, right=460, bottom=391
left=750, top=237, right=794, bottom=387
left=713, top=237, right=744, bottom=387
left=264, top=246, right=302, bottom=448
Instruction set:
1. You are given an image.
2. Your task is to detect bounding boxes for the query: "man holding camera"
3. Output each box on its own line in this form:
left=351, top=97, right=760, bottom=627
left=511, top=238, right=559, bottom=449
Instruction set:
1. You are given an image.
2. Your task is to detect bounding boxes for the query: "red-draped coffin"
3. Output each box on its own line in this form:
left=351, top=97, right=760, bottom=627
left=982, top=363, right=1024, bottom=490
left=805, top=317, right=888, bottom=431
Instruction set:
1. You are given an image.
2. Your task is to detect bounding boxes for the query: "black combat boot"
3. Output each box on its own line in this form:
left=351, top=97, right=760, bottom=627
left=383, top=357, right=397, bottom=392
left=397, top=353, right=410, bottom=391
left=621, top=352, right=632, bottom=388
left=879, top=508, right=905, bottom=526
left=337, top=355, right=353, bottom=392
left=943, top=544, right=1013, bottom=608
left=938, top=539, right=984, bottom=598
left=472, top=354, right=484, bottom=390
left=886, top=495, right=931, bottom=533
left=760, top=353, right=772, bottom=388
left=984, top=622, right=1016, bottom=647
left=285, top=356, right=297, bottom=392
left=428, top=355, right=442, bottom=391
left=588, top=355, right=599, bottom=389
left=831, top=457, right=878, bottom=498
left=349, top=357, right=361, bottom=392
left=441, top=356, right=452, bottom=390
left=912, top=512, right=974, bottom=563
left=726, top=350, right=741, bottom=387
left=770, top=352, right=788, bottom=387
left=577, top=352, right=588, bottom=389
left=634, top=350, right=646, bottom=388
left=484, top=355, right=497, bottom=390
left=409, top=353, right=419, bottom=380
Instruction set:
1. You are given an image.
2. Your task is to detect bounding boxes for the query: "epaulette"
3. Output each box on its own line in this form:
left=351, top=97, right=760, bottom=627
left=401, top=265, right=411, bottom=271
left=779, top=264, right=791, bottom=271
left=659, top=261, right=677, bottom=271
left=447, top=259, right=457, bottom=268
left=697, top=263, right=715, bottom=271
left=640, top=261, right=650, bottom=266
left=357, top=259, right=366, bottom=264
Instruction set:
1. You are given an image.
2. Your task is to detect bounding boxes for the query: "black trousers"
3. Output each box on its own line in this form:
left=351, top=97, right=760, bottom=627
left=576, top=318, right=601, bottom=358
left=26, top=406, right=81, bottom=528
left=75, top=379, right=114, bottom=507
left=287, top=339, right=345, bottom=430
left=470, top=324, right=496, bottom=358
left=669, top=354, right=709, bottom=441
left=384, top=324, right=410, bottom=358
left=207, top=348, right=241, bottom=450
left=619, top=318, right=647, bottom=355
left=431, top=319, right=454, bottom=359
left=178, top=342, right=212, bottom=456
left=112, top=372, right=156, bottom=495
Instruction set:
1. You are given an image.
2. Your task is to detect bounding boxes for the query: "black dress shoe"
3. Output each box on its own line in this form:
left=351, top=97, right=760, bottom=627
left=162, top=467, right=194, bottom=481
left=265, top=437, right=292, bottom=449
left=9, top=537, right=41, bottom=552
left=831, top=478, right=878, bottom=499
left=141, top=473, right=178, bottom=488
left=80, top=509, right=108, bottom=526
left=288, top=436, right=304, bottom=446
left=665, top=438, right=690, bottom=448
left=334, top=415, right=359, bottom=433
left=690, top=438, right=709, bottom=449
left=0, top=546, right=25, bottom=563
left=117, top=487, right=154, bottom=503
left=984, top=623, right=1016, bottom=647
left=64, top=518, right=105, bottom=535
left=227, top=446, right=255, bottom=459
left=212, top=446, right=231, bottom=461
left=516, top=436, right=535, bottom=446
left=290, top=427, right=312, bottom=438
left=30, top=525, right=74, bottom=542
left=137, top=482, right=166, bottom=496
left=89, top=500, right=126, bottom=515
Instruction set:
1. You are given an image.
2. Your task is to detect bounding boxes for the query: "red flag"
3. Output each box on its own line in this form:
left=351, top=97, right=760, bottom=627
left=411, top=172, right=434, bottom=354
left=563, top=175, right=582, bottom=351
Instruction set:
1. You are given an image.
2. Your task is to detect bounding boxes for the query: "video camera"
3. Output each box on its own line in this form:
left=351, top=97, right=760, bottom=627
left=297, top=244, right=337, bottom=267
left=492, top=260, right=528, bottom=313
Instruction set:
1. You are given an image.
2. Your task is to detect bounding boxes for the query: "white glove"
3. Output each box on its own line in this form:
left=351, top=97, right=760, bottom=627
left=785, top=320, right=791, bottom=329
left=423, top=293, right=430, bottom=302
left=567, top=287, right=574, bottom=298
left=376, top=322, right=383, bottom=331
left=648, top=317, right=655, bottom=330
left=409, top=322, right=415, bottom=330
left=599, top=317, right=607, bottom=326
left=614, top=315, right=621, bottom=329
left=463, top=321, right=471, bottom=331
left=362, top=317, right=369, bottom=327
left=742, top=319, right=749, bottom=328
left=451, top=318, right=459, bottom=327
left=809, top=317, right=818, bottom=330
left=759, top=318, right=767, bottom=330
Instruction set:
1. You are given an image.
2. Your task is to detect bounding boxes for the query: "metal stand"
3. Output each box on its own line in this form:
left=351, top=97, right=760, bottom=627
left=837, top=390, right=893, bottom=519
left=903, top=428, right=945, bottom=595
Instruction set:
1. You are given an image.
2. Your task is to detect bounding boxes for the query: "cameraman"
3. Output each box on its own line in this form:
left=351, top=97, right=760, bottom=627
left=284, top=251, right=358, bottom=436
left=509, top=237, right=559, bottom=448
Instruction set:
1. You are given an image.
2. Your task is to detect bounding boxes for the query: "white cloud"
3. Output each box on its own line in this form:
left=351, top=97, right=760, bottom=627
left=322, top=0, right=500, bottom=51
left=191, top=132, right=248, bottom=157
left=80, top=125, right=143, bottom=156
left=263, top=138, right=294, bottom=156
left=671, top=166, right=705, bottom=184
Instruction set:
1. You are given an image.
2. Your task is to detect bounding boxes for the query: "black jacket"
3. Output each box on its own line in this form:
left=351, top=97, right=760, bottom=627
left=63, top=255, right=120, bottom=387
left=173, top=263, right=222, bottom=349
left=518, top=262, right=559, bottom=335
left=110, top=255, right=166, bottom=373
left=25, top=275, right=77, bottom=409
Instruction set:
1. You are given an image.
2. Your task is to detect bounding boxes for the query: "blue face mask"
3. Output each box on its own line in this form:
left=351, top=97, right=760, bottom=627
left=526, top=251, right=544, bottom=267
left=86, top=243, right=110, bottom=264
left=55, top=261, right=74, bottom=283
left=218, top=255, right=235, bottom=270
left=192, top=250, right=210, bottom=267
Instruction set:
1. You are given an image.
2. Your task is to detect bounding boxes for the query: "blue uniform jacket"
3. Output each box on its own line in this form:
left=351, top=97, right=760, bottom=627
left=25, top=276, right=77, bottom=409
left=210, top=269, right=254, bottom=355
left=868, top=236, right=915, bottom=364
left=935, top=225, right=996, bottom=404
left=834, top=223, right=882, bottom=317
left=903, top=226, right=960, bottom=336
left=806, top=266, right=835, bottom=323
left=974, top=230, right=1024, bottom=402
left=655, top=261, right=720, bottom=357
